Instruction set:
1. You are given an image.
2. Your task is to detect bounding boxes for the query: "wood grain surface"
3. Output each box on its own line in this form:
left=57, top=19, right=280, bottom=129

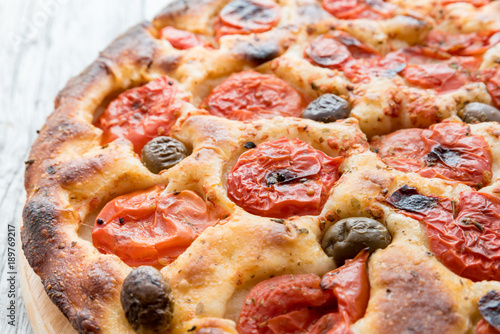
left=0, top=1, right=167, bottom=333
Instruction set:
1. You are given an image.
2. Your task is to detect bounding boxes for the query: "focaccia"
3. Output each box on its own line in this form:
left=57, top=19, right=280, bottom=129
left=21, top=0, right=500, bottom=333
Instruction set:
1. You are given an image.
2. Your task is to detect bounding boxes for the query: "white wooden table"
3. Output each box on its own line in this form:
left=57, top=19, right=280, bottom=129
left=0, top=1, right=167, bottom=333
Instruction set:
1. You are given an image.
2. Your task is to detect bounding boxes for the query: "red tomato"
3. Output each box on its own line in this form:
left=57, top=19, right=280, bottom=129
left=92, top=185, right=217, bottom=268
left=401, top=56, right=481, bottom=93
left=329, top=31, right=379, bottom=58
left=371, top=121, right=492, bottom=187
left=423, top=30, right=500, bottom=56
left=444, top=192, right=500, bottom=281
left=159, top=26, right=205, bottom=50
left=343, top=52, right=407, bottom=83
left=200, top=71, right=305, bottom=121
left=95, top=76, right=189, bottom=154
left=476, top=319, right=500, bottom=334
left=237, top=250, right=369, bottom=334
left=305, top=35, right=353, bottom=70
left=305, top=31, right=406, bottom=83
left=482, top=67, right=500, bottom=109
left=441, top=0, right=490, bottom=6
left=322, top=0, right=394, bottom=20
left=387, top=189, right=500, bottom=282
left=214, top=0, right=281, bottom=40
left=227, top=137, right=343, bottom=218
left=304, top=32, right=378, bottom=70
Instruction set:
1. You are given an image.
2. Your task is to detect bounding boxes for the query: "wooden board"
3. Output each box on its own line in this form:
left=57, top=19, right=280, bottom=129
left=19, top=250, right=77, bottom=334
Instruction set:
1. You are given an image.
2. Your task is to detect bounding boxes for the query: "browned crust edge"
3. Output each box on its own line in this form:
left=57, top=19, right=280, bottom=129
left=21, top=22, right=162, bottom=333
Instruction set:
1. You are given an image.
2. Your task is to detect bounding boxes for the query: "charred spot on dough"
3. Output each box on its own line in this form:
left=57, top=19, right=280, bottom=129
left=42, top=267, right=106, bottom=334
left=372, top=247, right=461, bottom=333
left=22, top=196, right=117, bottom=333
left=59, top=156, right=106, bottom=188
left=36, top=118, right=93, bottom=154
left=57, top=24, right=157, bottom=106
left=98, top=23, right=157, bottom=70
left=153, top=0, right=223, bottom=30
left=22, top=196, right=60, bottom=271
left=154, top=0, right=191, bottom=26
left=233, top=39, right=280, bottom=65
left=155, top=54, right=182, bottom=74
left=85, top=259, right=121, bottom=302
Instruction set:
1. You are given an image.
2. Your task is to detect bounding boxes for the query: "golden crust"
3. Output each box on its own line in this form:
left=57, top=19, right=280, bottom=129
left=22, top=0, right=500, bottom=333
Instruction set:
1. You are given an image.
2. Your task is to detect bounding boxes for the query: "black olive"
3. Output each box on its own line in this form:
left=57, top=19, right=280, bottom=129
left=243, top=141, right=257, bottom=149
left=458, top=102, right=500, bottom=124
left=121, top=266, right=174, bottom=334
left=302, top=94, right=351, bottom=123
left=478, top=290, right=500, bottom=330
left=322, top=217, right=392, bottom=267
left=141, top=136, right=188, bottom=174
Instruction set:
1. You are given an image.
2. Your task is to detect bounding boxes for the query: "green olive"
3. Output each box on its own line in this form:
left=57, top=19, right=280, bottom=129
left=141, top=136, right=188, bottom=174
left=322, top=217, right=392, bottom=267
left=121, top=266, right=174, bottom=334
left=458, top=102, right=500, bottom=124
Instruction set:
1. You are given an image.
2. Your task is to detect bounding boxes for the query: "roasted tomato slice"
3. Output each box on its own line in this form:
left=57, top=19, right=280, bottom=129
left=371, top=121, right=492, bottom=187
left=322, top=0, right=395, bottom=20
left=476, top=320, right=500, bottom=334
left=95, top=76, right=189, bottom=154
left=306, top=32, right=482, bottom=90
left=387, top=186, right=500, bottom=282
left=305, top=35, right=353, bottom=69
left=227, top=137, right=343, bottom=218
left=159, top=26, right=206, bottom=50
left=237, top=250, right=369, bottom=334
left=92, top=185, right=217, bottom=267
left=200, top=71, right=305, bottom=121
left=481, top=67, right=500, bottom=109
left=423, top=30, right=500, bottom=57
left=400, top=55, right=481, bottom=93
left=305, top=32, right=406, bottom=83
left=214, top=0, right=281, bottom=40
left=343, top=52, right=407, bottom=83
